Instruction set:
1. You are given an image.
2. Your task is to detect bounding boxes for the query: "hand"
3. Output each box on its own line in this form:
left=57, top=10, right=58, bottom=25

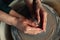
left=9, top=0, right=47, bottom=35
left=0, top=9, right=41, bottom=35
left=15, top=17, right=43, bottom=35
left=9, top=10, right=42, bottom=35
left=33, top=0, right=47, bottom=32
left=25, top=0, right=47, bottom=32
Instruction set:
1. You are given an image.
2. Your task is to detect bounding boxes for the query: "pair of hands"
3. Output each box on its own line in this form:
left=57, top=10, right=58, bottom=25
left=14, top=0, right=47, bottom=35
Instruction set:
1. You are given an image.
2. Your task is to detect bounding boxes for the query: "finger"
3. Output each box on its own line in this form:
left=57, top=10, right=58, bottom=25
left=34, top=0, right=41, bottom=24
left=23, top=19, right=38, bottom=27
left=35, top=9, right=40, bottom=24
left=27, top=22, right=38, bottom=27
left=27, top=20, right=39, bottom=27
left=43, top=11, right=47, bottom=32
left=24, top=25, right=43, bottom=35
left=41, top=7, right=47, bottom=32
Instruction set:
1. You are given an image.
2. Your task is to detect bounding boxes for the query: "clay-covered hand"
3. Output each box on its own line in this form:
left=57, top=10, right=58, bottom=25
left=15, top=17, right=43, bottom=35
left=25, top=0, right=47, bottom=32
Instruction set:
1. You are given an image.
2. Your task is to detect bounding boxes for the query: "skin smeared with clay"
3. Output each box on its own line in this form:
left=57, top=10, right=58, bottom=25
left=25, top=0, right=47, bottom=33
left=0, top=0, right=47, bottom=35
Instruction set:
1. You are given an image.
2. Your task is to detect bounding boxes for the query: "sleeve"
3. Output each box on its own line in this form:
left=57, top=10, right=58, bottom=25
left=0, top=0, right=13, bottom=13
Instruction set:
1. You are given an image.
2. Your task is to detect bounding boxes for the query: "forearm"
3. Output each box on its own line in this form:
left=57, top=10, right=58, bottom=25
left=0, top=10, right=25, bottom=26
left=9, top=10, right=25, bottom=18
left=0, top=10, right=17, bottom=26
left=0, top=0, right=27, bottom=27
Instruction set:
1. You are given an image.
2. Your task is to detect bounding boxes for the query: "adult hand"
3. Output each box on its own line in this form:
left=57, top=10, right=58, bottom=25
left=0, top=9, right=40, bottom=35
left=9, top=10, right=41, bottom=35
left=33, top=0, right=47, bottom=32
left=15, top=17, right=42, bottom=35
left=25, top=0, right=47, bottom=32
left=9, top=0, right=47, bottom=35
